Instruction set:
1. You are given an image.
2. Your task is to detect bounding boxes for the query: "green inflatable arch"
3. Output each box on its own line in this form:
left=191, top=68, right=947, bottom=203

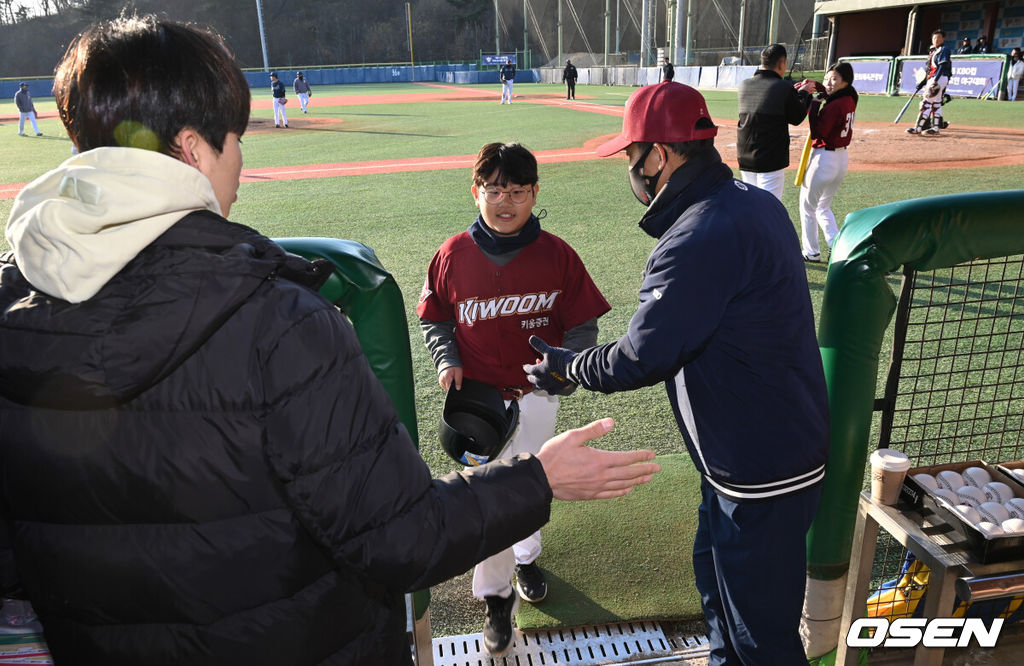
left=803, top=190, right=1024, bottom=656
left=273, top=237, right=427, bottom=619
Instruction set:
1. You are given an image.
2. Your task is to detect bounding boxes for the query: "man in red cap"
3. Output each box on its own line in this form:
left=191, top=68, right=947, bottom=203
left=525, top=81, right=829, bottom=665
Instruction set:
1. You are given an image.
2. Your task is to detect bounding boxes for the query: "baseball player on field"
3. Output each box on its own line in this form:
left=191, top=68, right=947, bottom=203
left=907, top=29, right=952, bottom=135
left=796, top=62, right=859, bottom=263
left=417, top=142, right=610, bottom=655
left=499, top=58, right=516, bottom=104
left=293, top=71, right=312, bottom=113
left=270, top=72, right=288, bottom=128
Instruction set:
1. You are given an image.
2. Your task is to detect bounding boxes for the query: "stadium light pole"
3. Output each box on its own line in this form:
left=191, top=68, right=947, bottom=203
left=604, top=0, right=609, bottom=68
left=407, top=2, right=415, bottom=81
left=684, top=0, right=694, bottom=66
left=255, top=0, right=270, bottom=72
left=557, top=0, right=562, bottom=66
left=523, top=0, right=528, bottom=68
left=494, top=0, right=500, bottom=56
left=738, top=0, right=746, bottom=62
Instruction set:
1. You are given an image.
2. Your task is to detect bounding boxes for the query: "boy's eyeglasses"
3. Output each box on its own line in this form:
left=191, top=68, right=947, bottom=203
left=482, top=187, right=534, bottom=205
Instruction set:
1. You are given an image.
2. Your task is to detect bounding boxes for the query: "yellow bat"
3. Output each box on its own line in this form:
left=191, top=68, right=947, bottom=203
left=794, top=132, right=813, bottom=187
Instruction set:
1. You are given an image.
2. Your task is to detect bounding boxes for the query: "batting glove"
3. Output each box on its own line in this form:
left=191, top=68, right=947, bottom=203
left=523, top=335, right=578, bottom=395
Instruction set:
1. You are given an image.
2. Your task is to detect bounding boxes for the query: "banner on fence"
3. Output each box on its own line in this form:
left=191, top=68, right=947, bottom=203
left=839, top=58, right=892, bottom=94
left=898, top=56, right=1005, bottom=97
left=482, top=54, right=517, bottom=66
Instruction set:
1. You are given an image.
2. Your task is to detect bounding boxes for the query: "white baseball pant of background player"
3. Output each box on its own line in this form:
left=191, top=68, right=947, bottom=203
left=471, top=390, right=558, bottom=599
left=799, top=146, right=848, bottom=257
left=18, top=111, right=40, bottom=135
left=297, top=92, right=310, bottom=112
left=273, top=98, right=288, bottom=126
left=739, top=169, right=785, bottom=202
left=501, top=79, right=514, bottom=104
left=915, top=75, right=949, bottom=132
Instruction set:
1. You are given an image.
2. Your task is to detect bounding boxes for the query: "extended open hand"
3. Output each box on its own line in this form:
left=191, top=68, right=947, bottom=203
left=536, top=418, right=660, bottom=500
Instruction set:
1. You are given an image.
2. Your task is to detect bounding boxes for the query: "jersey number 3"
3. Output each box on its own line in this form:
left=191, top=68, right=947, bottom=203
left=840, top=111, right=855, bottom=139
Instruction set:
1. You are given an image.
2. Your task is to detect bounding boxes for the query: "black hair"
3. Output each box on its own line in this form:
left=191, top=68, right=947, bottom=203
left=55, top=15, right=250, bottom=156
left=473, top=142, right=538, bottom=187
left=933, top=29, right=945, bottom=37
left=829, top=61, right=855, bottom=85
left=761, top=44, right=787, bottom=70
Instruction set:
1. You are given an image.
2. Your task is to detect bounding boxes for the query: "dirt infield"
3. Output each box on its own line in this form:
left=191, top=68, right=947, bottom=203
left=2, top=87, right=1022, bottom=199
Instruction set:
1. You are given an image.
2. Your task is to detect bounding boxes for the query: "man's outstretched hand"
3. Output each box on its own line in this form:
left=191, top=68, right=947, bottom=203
left=536, top=418, right=660, bottom=500
left=523, top=335, right=578, bottom=395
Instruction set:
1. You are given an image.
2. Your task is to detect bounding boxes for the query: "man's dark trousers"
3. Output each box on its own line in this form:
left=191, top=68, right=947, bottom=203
left=693, top=479, right=822, bottom=665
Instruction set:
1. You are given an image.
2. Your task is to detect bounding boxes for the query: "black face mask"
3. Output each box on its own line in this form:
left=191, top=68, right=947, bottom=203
left=628, top=144, right=665, bottom=207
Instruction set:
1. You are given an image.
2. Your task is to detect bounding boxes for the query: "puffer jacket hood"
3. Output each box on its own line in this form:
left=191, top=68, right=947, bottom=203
left=6, top=146, right=220, bottom=304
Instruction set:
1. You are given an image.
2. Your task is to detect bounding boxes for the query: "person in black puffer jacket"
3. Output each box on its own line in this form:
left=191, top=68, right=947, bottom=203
left=0, top=16, right=659, bottom=666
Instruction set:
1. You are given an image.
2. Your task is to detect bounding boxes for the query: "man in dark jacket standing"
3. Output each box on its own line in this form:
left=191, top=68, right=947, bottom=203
left=14, top=82, right=41, bottom=136
left=0, top=16, right=659, bottom=666
left=563, top=59, right=578, bottom=99
left=660, top=57, right=675, bottom=82
left=525, top=81, right=829, bottom=666
left=736, top=44, right=808, bottom=202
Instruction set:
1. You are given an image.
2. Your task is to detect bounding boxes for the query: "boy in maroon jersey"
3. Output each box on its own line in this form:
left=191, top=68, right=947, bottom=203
left=417, top=142, right=610, bottom=655
left=796, top=62, right=859, bottom=262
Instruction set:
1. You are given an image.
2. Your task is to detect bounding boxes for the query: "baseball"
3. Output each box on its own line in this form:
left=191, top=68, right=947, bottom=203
left=931, top=488, right=959, bottom=505
left=1004, top=498, right=1024, bottom=520
left=955, top=504, right=982, bottom=525
left=976, top=521, right=1005, bottom=538
left=1001, top=518, right=1024, bottom=534
left=978, top=501, right=1011, bottom=525
left=961, top=466, right=992, bottom=488
left=983, top=481, right=1016, bottom=503
left=1011, top=468, right=1024, bottom=484
left=955, top=486, right=987, bottom=509
left=913, top=473, right=939, bottom=491
left=913, top=469, right=937, bottom=489
left=935, top=470, right=965, bottom=491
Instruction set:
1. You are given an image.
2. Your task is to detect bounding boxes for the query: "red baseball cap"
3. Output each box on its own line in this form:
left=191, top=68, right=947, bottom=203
left=596, top=81, right=718, bottom=157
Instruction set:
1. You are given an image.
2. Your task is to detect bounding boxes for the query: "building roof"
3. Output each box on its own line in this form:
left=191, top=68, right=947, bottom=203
left=815, top=0, right=956, bottom=16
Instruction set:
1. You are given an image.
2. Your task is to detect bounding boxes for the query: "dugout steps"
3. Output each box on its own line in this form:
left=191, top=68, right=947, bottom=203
left=406, top=598, right=709, bottom=666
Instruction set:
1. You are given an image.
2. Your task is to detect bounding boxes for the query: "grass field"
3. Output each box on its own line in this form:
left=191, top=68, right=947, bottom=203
left=1, top=81, right=1022, bottom=638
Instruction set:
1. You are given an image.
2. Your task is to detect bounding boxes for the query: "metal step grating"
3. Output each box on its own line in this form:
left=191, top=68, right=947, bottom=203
left=431, top=621, right=709, bottom=666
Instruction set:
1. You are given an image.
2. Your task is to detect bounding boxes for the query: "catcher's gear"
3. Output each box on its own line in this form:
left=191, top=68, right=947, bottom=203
left=439, top=378, right=519, bottom=466
left=523, top=335, right=578, bottom=395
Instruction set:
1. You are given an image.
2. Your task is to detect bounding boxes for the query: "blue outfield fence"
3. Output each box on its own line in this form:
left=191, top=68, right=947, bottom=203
left=1, top=78, right=55, bottom=99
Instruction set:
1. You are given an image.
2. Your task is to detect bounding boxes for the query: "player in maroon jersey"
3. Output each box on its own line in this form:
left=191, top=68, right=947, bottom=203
left=417, top=142, right=610, bottom=655
left=796, top=62, right=859, bottom=263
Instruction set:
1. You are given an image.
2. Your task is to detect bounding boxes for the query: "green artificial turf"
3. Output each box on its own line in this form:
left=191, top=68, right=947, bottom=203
left=515, top=454, right=704, bottom=629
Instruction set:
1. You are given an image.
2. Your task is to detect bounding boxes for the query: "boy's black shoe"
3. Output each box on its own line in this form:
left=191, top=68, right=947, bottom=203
left=514, top=562, right=548, bottom=603
left=483, top=593, right=517, bottom=654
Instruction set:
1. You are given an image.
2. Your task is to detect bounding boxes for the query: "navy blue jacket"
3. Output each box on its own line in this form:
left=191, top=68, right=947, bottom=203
left=500, top=63, right=516, bottom=81
left=930, top=44, right=953, bottom=79
left=568, top=149, right=829, bottom=501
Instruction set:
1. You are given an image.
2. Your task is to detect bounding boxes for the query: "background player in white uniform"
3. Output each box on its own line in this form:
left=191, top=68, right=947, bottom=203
left=418, top=142, right=610, bottom=655
left=797, top=62, right=858, bottom=262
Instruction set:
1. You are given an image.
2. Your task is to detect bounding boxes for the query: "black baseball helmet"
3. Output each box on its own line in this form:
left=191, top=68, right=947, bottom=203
left=439, top=378, right=519, bottom=466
